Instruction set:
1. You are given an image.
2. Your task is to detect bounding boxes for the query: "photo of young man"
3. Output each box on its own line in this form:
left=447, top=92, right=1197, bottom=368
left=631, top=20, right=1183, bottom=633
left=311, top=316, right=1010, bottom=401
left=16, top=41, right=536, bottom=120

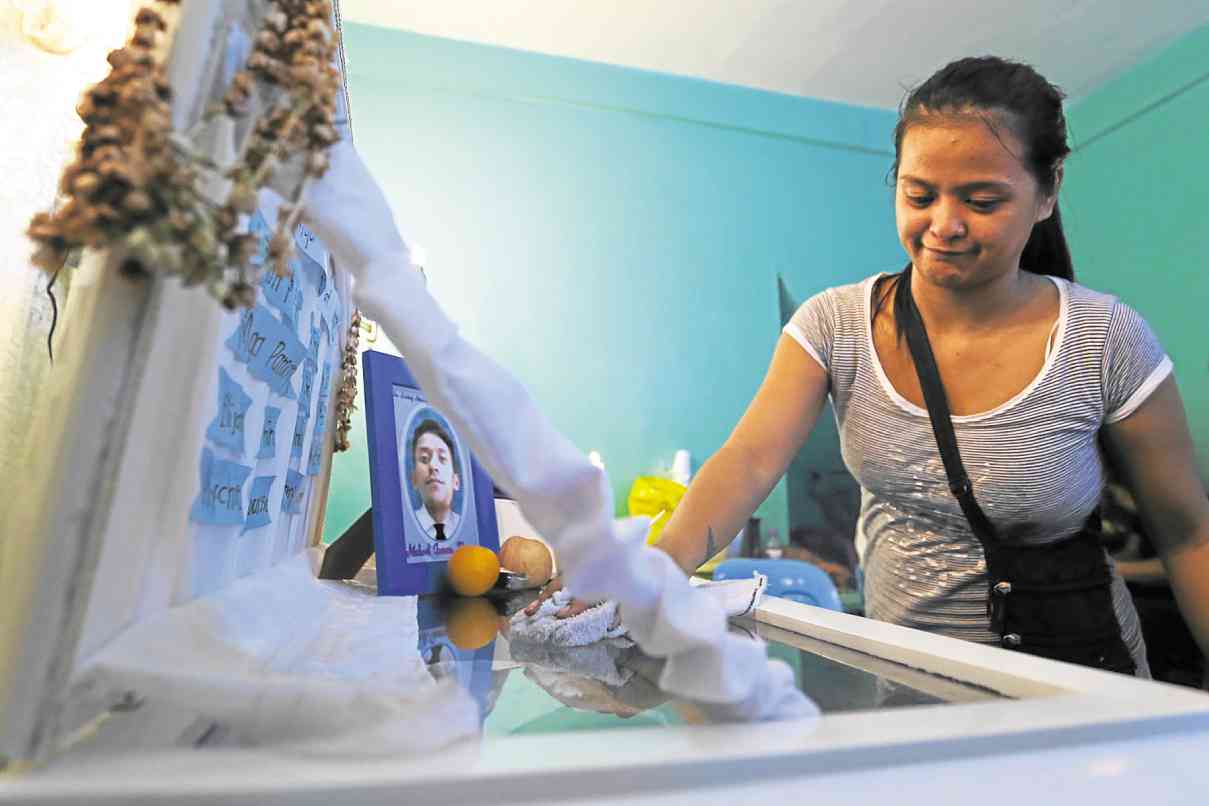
left=409, top=418, right=461, bottom=541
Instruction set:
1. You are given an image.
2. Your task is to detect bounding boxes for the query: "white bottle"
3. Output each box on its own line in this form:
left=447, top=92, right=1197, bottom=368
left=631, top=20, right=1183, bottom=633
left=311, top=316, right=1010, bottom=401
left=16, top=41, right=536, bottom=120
left=671, top=449, right=692, bottom=486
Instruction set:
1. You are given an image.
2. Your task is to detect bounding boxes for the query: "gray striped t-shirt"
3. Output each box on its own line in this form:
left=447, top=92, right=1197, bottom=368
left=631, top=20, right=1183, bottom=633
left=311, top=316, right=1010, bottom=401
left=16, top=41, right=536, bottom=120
left=784, top=273, right=1173, bottom=675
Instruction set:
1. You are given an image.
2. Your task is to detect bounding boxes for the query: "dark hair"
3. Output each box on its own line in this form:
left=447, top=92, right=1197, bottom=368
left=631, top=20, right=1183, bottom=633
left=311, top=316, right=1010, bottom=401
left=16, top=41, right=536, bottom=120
left=412, top=418, right=459, bottom=476
left=881, top=56, right=1075, bottom=337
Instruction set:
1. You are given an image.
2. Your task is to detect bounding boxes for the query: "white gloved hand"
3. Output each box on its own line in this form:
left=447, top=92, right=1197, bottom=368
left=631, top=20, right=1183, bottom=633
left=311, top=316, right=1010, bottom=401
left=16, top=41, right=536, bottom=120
left=298, top=140, right=818, bottom=722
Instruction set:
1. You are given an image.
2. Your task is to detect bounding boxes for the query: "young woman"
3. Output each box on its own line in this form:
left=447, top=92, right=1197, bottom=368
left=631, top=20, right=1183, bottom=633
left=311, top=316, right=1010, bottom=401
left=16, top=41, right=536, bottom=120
left=538, top=57, right=1209, bottom=676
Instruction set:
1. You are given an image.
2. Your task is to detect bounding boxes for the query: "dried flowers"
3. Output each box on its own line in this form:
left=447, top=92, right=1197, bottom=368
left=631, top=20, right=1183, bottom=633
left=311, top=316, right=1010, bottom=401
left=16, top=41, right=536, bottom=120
left=27, top=1, right=344, bottom=311
left=333, top=309, right=361, bottom=452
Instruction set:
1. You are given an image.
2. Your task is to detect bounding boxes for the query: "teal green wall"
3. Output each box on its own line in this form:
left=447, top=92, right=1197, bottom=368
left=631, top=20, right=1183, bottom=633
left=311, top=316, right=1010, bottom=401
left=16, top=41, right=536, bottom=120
left=321, top=25, right=903, bottom=542
left=1063, top=23, right=1209, bottom=482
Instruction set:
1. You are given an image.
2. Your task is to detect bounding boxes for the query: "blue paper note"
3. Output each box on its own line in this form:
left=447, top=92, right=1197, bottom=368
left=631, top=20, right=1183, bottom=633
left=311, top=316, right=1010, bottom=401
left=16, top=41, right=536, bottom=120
left=282, top=468, right=306, bottom=514
left=205, top=368, right=253, bottom=455
left=291, top=408, right=309, bottom=461
left=261, top=264, right=303, bottom=321
left=281, top=305, right=297, bottom=338
left=225, top=304, right=306, bottom=399
left=312, top=361, right=332, bottom=441
left=295, top=222, right=321, bottom=261
left=242, top=475, right=275, bottom=533
left=306, top=433, right=324, bottom=476
left=257, top=406, right=281, bottom=460
left=248, top=209, right=271, bottom=267
left=307, top=318, right=321, bottom=370
left=190, top=448, right=252, bottom=526
left=297, top=246, right=327, bottom=295
left=318, top=360, right=332, bottom=401
left=298, top=363, right=315, bottom=413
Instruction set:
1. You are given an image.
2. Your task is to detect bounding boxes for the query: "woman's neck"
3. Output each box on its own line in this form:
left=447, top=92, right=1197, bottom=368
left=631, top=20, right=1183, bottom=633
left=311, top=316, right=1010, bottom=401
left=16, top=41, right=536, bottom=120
left=909, top=266, right=1038, bottom=337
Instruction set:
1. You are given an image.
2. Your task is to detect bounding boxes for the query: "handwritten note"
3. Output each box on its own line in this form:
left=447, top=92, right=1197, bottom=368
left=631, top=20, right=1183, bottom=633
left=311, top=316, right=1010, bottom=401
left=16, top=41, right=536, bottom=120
left=307, top=318, right=320, bottom=370
left=190, top=448, right=252, bottom=526
left=242, top=475, right=275, bottom=533
left=296, top=245, right=327, bottom=296
left=306, top=434, right=324, bottom=476
left=298, top=363, right=315, bottom=414
left=294, top=222, right=326, bottom=267
left=205, top=368, right=252, bottom=455
left=291, top=408, right=309, bottom=461
left=282, top=468, right=306, bottom=514
left=261, top=263, right=303, bottom=322
left=313, top=360, right=332, bottom=435
left=225, top=304, right=306, bottom=399
left=257, top=405, right=281, bottom=460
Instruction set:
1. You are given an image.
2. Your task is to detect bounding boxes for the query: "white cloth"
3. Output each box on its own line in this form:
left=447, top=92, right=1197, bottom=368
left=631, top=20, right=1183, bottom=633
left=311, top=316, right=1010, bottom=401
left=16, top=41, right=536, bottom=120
left=71, top=551, right=480, bottom=756
left=509, top=574, right=768, bottom=648
left=509, top=590, right=628, bottom=647
left=300, top=139, right=818, bottom=722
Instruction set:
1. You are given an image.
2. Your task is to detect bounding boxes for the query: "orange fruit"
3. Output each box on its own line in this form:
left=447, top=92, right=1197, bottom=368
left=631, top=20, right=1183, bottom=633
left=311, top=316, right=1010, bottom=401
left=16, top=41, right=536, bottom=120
left=445, top=597, right=501, bottom=650
left=447, top=545, right=500, bottom=597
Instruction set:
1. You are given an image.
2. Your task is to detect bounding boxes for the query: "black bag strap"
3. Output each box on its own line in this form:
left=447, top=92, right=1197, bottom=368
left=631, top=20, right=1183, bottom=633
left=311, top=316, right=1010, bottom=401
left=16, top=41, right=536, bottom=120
left=897, top=277, right=1000, bottom=546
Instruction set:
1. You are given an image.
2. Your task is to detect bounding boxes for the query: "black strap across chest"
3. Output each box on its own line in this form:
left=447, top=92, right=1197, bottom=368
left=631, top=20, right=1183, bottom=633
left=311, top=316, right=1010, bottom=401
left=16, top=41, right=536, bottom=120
left=897, top=279, right=1000, bottom=547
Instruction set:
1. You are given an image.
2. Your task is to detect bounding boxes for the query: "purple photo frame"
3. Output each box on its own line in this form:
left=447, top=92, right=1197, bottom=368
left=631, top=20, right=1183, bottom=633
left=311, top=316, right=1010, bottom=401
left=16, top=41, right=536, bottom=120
left=362, top=349, right=500, bottom=595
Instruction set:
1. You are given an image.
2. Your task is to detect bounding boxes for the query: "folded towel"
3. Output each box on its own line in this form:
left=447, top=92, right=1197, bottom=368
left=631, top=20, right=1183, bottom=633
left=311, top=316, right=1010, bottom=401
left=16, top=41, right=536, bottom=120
left=508, top=590, right=628, bottom=647
left=508, top=573, right=767, bottom=648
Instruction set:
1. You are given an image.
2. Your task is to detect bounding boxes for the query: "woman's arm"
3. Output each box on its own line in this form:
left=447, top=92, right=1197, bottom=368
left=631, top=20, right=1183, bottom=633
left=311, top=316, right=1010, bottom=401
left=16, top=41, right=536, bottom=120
left=656, top=334, right=831, bottom=574
left=527, top=333, right=830, bottom=616
left=1103, top=375, right=1209, bottom=661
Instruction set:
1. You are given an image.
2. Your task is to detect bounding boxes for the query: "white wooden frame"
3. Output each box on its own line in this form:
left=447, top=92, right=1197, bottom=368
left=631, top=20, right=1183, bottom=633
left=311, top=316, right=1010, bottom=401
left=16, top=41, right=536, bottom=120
left=0, top=0, right=354, bottom=768
left=4, top=594, right=1208, bottom=803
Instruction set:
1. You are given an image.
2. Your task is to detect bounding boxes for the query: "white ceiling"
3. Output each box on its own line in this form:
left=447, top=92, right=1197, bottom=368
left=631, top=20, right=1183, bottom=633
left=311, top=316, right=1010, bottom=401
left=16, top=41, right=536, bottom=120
left=341, top=0, right=1209, bottom=109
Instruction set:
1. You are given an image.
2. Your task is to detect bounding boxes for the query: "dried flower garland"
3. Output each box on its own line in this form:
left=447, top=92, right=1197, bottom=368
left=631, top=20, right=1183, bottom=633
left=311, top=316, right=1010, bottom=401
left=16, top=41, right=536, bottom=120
left=333, top=309, right=361, bottom=452
left=26, top=1, right=343, bottom=311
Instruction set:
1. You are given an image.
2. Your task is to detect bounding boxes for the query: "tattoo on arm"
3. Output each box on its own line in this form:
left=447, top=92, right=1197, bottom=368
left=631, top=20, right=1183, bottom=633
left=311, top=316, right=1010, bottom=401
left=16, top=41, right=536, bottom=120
left=702, top=527, right=718, bottom=566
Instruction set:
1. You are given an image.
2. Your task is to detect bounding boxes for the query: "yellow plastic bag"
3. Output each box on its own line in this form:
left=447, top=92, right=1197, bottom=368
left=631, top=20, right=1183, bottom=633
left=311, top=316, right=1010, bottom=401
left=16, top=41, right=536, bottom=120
left=627, top=476, right=686, bottom=546
left=627, top=476, right=729, bottom=574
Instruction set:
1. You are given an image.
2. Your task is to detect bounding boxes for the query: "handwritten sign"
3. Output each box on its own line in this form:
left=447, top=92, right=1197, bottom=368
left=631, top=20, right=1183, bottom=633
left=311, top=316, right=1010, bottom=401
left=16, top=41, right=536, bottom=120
left=225, top=304, right=306, bottom=399
left=257, top=405, right=281, bottom=460
left=205, top=368, right=252, bottom=455
left=190, top=448, right=252, bottom=526
left=282, top=468, right=306, bottom=514
left=242, top=475, right=275, bottom=533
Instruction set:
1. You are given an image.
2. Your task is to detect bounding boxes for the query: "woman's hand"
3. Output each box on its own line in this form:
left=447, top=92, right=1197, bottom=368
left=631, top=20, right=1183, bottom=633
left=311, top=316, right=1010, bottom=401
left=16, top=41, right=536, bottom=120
left=523, top=574, right=600, bottom=619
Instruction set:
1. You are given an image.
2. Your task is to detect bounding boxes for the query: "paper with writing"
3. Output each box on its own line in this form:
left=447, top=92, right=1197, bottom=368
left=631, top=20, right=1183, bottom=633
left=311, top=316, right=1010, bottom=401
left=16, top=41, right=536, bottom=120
left=189, top=448, right=252, bottom=526
left=242, top=475, right=275, bottom=533
left=205, top=367, right=253, bottom=455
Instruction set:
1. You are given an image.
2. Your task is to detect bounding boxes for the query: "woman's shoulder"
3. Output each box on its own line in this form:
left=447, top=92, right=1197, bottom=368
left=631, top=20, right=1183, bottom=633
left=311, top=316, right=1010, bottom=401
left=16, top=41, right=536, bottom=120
left=1060, top=275, right=1113, bottom=303
left=1057, top=276, right=1152, bottom=335
left=800, top=271, right=885, bottom=311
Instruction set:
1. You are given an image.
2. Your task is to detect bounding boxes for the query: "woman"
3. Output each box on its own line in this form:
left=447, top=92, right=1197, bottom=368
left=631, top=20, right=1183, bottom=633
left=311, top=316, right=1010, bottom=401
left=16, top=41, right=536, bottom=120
left=537, top=56, right=1209, bottom=676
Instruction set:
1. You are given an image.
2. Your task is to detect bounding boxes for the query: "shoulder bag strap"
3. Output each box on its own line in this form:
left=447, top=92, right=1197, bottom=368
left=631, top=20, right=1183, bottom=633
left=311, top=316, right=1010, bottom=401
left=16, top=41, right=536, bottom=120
left=898, top=279, right=1000, bottom=545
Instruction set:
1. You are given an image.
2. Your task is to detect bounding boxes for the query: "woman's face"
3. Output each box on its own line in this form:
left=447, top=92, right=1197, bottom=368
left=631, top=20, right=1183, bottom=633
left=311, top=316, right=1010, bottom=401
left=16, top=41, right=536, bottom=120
left=895, top=113, right=1058, bottom=292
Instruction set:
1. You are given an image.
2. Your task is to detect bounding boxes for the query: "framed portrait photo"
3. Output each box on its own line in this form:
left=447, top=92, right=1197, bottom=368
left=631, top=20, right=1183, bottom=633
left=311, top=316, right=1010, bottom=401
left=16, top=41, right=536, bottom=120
left=362, top=349, right=500, bottom=595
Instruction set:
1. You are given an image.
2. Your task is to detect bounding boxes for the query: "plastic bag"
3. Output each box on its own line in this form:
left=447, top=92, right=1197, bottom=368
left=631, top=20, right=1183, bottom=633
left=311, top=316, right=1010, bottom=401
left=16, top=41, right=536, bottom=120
left=627, top=476, right=686, bottom=546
